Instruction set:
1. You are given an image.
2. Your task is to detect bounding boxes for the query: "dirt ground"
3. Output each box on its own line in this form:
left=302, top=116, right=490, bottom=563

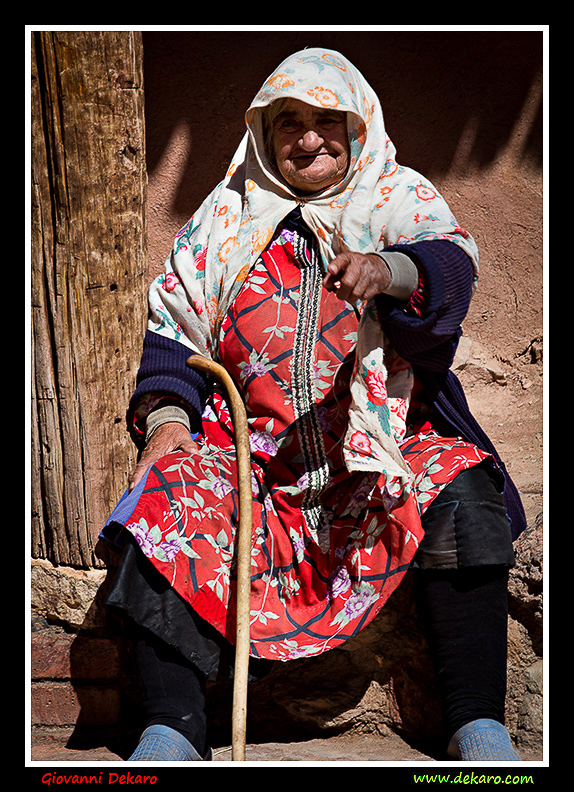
left=30, top=731, right=429, bottom=764
left=31, top=728, right=545, bottom=764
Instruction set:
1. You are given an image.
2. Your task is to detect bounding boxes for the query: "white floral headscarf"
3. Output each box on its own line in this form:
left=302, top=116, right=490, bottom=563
left=148, top=48, right=479, bottom=484
left=148, top=47, right=478, bottom=360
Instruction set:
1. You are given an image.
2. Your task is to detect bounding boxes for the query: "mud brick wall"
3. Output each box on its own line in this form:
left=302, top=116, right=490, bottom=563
left=30, top=614, right=133, bottom=749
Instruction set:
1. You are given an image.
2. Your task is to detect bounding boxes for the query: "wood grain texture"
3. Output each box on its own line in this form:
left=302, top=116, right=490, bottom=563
left=31, top=31, right=148, bottom=567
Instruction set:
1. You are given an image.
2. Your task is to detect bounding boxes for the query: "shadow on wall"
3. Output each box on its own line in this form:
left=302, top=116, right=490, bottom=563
left=142, top=29, right=543, bottom=221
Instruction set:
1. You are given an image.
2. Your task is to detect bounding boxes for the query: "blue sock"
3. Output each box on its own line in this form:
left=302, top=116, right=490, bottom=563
left=448, top=719, right=521, bottom=761
left=128, top=724, right=206, bottom=762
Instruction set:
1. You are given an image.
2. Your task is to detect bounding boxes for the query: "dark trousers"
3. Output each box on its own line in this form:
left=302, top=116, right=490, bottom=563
left=413, top=565, right=509, bottom=739
left=132, top=625, right=209, bottom=758
left=130, top=462, right=514, bottom=752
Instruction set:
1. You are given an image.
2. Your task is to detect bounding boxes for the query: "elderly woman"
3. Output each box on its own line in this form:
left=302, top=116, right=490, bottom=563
left=103, top=48, right=525, bottom=762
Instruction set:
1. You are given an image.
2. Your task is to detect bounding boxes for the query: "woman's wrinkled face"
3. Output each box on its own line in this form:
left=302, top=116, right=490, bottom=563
left=271, top=99, right=349, bottom=194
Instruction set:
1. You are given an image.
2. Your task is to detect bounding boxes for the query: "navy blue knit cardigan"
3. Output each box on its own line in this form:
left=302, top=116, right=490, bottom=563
left=128, top=236, right=526, bottom=541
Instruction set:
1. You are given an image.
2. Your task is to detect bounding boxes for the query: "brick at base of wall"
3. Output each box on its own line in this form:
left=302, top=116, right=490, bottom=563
left=30, top=611, right=137, bottom=743
left=31, top=681, right=121, bottom=728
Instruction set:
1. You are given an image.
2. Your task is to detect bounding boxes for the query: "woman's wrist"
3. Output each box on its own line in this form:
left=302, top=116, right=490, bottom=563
left=145, top=403, right=192, bottom=444
left=375, top=251, right=419, bottom=301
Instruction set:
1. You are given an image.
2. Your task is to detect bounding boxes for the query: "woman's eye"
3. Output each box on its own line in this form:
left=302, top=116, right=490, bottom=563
left=320, top=116, right=344, bottom=127
left=274, top=114, right=344, bottom=133
left=275, top=118, right=299, bottom=132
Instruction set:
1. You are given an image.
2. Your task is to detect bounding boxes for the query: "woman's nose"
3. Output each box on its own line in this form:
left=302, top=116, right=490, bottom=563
left=299, top=129, right=322, bottom=150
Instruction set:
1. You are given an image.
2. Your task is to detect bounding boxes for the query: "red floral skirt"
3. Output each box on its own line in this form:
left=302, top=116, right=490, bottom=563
left=108, top=233, right=489, bottom=661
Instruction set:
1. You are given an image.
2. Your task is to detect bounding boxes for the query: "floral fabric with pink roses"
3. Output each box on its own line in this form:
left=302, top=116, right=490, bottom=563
left=344, top=297, right=416, bottom=491
left=118, top=230, right=489, bottom=662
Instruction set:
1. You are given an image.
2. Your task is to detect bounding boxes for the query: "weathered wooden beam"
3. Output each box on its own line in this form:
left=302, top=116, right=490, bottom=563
left=31, top=31, right=148, bottom=568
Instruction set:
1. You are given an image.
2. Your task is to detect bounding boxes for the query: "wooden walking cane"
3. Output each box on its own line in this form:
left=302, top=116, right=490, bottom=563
left=186, top=354, right=252, bottom=762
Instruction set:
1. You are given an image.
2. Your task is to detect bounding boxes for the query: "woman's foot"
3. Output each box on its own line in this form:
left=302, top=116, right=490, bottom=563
left=448, top=719, right=522, bottom=761
left=128, top=724, right=207, bottom=761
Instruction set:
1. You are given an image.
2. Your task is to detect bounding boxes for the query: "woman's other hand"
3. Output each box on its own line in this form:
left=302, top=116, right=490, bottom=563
left=323, top=252, right=392, bottom=304
left=128, top=422, right=199, bottom=492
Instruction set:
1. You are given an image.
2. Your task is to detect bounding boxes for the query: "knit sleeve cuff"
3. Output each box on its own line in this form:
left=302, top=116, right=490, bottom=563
left=375, top=239, right=474, bottom=372
left=127, top=330, right=210, bottom=446
left=376, top=251, right=420, bottom=301
left=145, top=404, right=192, bottom=444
